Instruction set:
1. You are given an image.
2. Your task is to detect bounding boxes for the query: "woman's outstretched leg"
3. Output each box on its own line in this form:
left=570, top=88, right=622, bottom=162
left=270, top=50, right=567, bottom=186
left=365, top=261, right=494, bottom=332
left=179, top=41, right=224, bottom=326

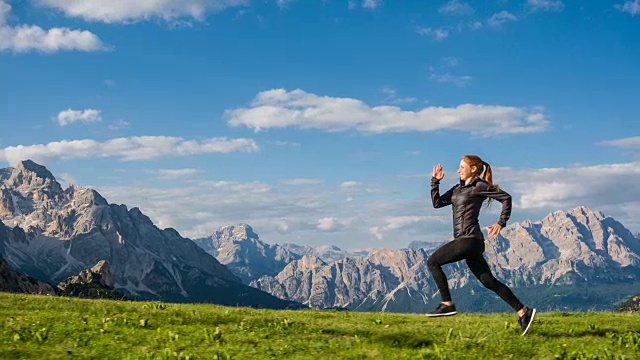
left=466, top=255, right=537, bottom=335
left=465, top=255, right=524, bottom=311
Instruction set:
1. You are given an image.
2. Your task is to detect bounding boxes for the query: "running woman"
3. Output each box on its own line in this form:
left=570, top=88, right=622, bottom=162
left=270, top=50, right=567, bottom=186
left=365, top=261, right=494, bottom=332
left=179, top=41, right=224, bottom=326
left=426, top=155, right=536, bottom=336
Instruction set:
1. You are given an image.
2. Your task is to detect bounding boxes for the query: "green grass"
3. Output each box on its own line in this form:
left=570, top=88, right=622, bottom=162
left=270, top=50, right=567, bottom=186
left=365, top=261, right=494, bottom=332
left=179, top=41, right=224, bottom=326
left=1, top=292, right=638, bottom=359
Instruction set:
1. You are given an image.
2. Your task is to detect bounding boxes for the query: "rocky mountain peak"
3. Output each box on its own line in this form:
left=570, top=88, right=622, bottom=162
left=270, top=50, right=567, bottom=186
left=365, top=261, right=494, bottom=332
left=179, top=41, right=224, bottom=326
left=55, top=259, right=127, bottom=300
left=2, top=160, right=64, bottom=202
left=7, top=160, right=57, bottom=185
left=57, top=260, right=114, bottom=290
left=540, top=206, right=605, bottom=225
left=287, top=255, right=327, bottom=271
left=127, top=207, right=154, bottom=226
left=281, top=242, right=370, bottom=263
left=568, top=206, right=605, bottom=220
left=17, top=160, right=56, bottom=178
left=70, top=187, right=109, bottom=207
left=194, top=223, right=302, bottom=284
left=214, top=223, right=258, bottom=243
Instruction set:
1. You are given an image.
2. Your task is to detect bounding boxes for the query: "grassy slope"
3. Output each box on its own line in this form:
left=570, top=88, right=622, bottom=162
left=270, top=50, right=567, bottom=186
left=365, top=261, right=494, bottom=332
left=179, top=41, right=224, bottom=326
left=449, top=282, right=640, bottom=313
left=0, top=292, right=638, bottom=360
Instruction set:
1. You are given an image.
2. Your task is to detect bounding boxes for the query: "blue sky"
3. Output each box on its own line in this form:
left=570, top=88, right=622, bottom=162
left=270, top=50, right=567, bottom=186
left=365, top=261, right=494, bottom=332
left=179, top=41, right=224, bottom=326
left=1, top=0, right=639, bottom=250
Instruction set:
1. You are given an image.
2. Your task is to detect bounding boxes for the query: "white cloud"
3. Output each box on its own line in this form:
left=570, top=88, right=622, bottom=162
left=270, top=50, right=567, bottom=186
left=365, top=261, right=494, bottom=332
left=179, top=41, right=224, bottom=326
left=380, top=216, right=427, bottom=231
left=0, top=1, right=9, bottom=26
left=225, top=88, right=549, bottom=136
left=439, top=0, right=474, bottom=16
left=56, top=109, right=102, bottom=126
left=0, top=1, right=106, bottom=53
left=416, top=26, right=449, bottom=41
left=95, top=181, right=308, bottom=234
left=526, top=0, right=564, bottom=12
left=442, top=56, right=459, bottom=67
left=157, top=168, right=204, bottom=178
left=430, top=73, right=473, bottom=87
left=0, top=136, right=259, bottom=165
left=381, top=87, right=417, bottom=104
left=496, top=162, right=640, bottom=210
left=317, top=217, right=352, bottom=231
left=198, top=180, right=272, bottom=194
left=454, top=21, right=484, bottom=33
left=598, top=136, right=640, bottom=150
left=281, top=178, right=323, bottom=186
left=369, top=215, right=446, bottom=240
left=265, top=140, right=301, bottom=147
left=429, top=65, right=473, bottom=87
left=487, top=11, right=518, bottom=28
left=362, top=0, right=382, bottom=9
left=341, top=181, right=363, bottom=189
left=616, top=1, right=640, bottom=15
left=37, top=0, right=249, bottom=23
left=0, top=26, right=106, bottom=53
left=275, top=0, right=294, bottom=8
left=391, top=97, right=417, bottom=104
left=468, top=21, right=483, bottom=30
left=108, top=120, right=131, bottom=130
left=382, top=86, right=396, bottom=96
left=502, top=164, right=640, bottom=232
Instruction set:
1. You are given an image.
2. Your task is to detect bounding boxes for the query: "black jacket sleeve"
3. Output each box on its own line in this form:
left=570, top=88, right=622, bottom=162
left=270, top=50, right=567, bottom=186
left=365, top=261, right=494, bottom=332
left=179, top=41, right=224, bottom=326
left=474, top=182, right=512, bottom=227
left=431, top=177, right=455, bottom=208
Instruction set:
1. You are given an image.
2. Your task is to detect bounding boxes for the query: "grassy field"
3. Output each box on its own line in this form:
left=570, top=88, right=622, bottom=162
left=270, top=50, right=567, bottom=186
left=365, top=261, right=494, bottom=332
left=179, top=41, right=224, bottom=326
left=0, top=292, right=638, bottom=359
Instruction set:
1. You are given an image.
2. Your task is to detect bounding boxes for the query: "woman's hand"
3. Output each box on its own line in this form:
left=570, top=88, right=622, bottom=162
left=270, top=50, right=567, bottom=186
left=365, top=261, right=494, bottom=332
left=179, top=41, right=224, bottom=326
left=432, top=164, right=445, bottom=180
left=488, top=224, right=502, bottom=237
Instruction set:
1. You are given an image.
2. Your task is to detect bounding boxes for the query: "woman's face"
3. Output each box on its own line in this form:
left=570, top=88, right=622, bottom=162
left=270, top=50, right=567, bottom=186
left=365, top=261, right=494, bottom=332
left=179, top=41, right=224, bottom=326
left=457, top=159, right=476, bottom=181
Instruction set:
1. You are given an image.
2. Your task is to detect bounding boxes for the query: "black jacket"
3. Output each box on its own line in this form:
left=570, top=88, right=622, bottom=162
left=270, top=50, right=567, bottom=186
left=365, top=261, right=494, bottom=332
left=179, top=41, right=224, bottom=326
left=431, top=176, right=512, bottom=239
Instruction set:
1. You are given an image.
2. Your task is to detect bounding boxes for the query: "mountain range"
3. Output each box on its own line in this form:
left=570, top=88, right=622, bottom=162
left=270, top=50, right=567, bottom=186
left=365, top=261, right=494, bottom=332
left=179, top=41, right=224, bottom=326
left=2, top=160, right=639, bottom=313
left=0, top=160, right=303, bottom=309
left=196, top=209, right=640, bottom=312
left=193, top=224, right=370, bottom=284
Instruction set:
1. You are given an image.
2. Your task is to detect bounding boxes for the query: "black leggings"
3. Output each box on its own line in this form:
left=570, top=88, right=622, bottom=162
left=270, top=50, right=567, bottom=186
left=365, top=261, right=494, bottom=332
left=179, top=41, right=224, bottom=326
left=427, top=236, right=524, bottom=312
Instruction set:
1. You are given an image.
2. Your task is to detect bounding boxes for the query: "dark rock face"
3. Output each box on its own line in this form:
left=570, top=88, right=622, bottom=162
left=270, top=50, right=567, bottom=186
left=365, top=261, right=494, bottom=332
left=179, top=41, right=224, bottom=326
left=0, top=255, right=57, bottom=295
left=57, top=260, right=127, bottom=300
left=1, top=251, right=126, bottom=300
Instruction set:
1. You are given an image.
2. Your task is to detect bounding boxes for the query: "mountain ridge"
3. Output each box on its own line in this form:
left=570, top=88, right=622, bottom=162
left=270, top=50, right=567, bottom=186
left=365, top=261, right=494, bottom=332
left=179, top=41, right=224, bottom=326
left=250, top=206, right=640, bottom=312
left=0, top=160, right=305, bottom=310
